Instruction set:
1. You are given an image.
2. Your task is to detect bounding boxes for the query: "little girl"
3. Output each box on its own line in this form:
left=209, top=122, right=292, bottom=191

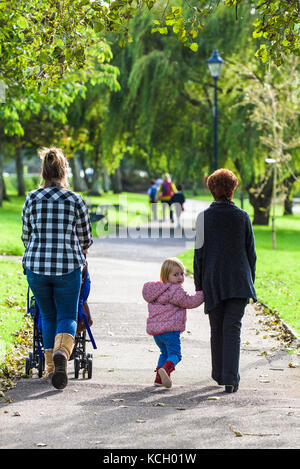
left=142, top=257, right=204, bottom=388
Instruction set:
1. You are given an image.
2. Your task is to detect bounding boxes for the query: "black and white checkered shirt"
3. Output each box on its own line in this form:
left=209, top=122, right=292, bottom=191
left=22, top=185, right=93, bottom=276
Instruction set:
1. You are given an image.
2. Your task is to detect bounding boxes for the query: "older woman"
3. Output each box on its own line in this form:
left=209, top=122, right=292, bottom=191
left=22, top=147, right=93, bottom=389
left=193, top=168, right=256, bottom=393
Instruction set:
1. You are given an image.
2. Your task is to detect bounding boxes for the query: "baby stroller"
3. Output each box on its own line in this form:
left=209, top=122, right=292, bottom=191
left=25, top=263, right=97, bottom=379
left=25, top=291, right=44, bottom=378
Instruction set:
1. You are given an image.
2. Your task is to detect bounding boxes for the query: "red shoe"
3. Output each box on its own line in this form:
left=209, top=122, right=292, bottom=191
left=154, top=367, right=162, bottom=386
left=158, top=361, right=175, bottom=388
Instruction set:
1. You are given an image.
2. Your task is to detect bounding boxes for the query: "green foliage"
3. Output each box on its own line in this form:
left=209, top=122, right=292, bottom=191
left=0, top=0, right=299, bottom=98
left=0, top=0, right=138, bottom=91
left=104, top=1, right=264, bottom=183
left=0, top=39, right=119, bottom=139
left=251, top=0, right=300, bottom=65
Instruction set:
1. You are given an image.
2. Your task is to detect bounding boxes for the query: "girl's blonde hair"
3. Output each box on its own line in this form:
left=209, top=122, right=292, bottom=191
left=160, top=257, right=185, bottom=283
left=39, top=146, right=70, bottom=189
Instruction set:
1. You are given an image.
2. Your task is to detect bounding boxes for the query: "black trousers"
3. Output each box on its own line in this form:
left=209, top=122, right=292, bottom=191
left=208, top=298, right=248, bottom=387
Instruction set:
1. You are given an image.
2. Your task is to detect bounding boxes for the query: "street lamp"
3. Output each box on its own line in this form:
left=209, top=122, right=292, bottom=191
left=265, top=158, right=278, bottom=250
left=207, top=48, right=224, bottom=171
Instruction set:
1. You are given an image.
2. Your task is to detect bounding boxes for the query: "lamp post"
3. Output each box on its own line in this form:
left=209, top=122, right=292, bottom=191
left=207, top=48, right=224, bottom=171
left=265, top=158, right=278, bottom=250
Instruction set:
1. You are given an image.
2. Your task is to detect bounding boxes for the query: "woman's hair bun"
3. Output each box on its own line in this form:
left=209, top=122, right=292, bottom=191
left=38, top=146, right=69, bottom=189
left=46, top=151, right=55, bottom=162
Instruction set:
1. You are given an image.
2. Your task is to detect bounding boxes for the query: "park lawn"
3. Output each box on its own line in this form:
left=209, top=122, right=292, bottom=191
left=0, top=259, right=28, bottom=362
left=178, top=213, right=300, bottom=337
left=0, top=196, right=25, bottom=256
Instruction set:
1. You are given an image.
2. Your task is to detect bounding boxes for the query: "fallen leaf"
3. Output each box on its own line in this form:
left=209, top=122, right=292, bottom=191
left=229, top=425, right=243, bottom=437
left=136, top=419, right=147, bottom=423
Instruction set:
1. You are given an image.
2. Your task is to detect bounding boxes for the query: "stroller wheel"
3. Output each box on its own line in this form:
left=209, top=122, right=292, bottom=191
left=25, top=357, right=32, bottom=376
left=87, top=356, right=93, bottom=379
left=74, top=358, right=80, bottom=379
left=38, top=356, right=44, bottom=378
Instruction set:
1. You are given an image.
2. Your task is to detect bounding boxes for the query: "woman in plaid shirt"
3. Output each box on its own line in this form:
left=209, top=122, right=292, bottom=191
left=22, top=147, right=93, bottom=389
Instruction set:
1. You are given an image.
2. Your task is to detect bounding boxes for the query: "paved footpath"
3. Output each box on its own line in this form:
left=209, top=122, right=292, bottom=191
left=0, top=200, right=300, bottom=451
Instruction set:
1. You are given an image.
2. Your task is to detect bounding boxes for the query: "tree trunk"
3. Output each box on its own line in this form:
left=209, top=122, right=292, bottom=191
left=15, top=146, right=25, bottom=196
left=282, top=175, right=295, bottom=215
left=111, top=167, right=122, bottom=193
left=78, top=151, right=91, bottom=190
left=69, top=153, right=87, bottom=192
left=0, top=150, right=3, bottom=207
left=247, top=174, right=273, bottom=225
left=89, top=167, right=102, bottom=196
left=102, top=166, right=110, bottom=192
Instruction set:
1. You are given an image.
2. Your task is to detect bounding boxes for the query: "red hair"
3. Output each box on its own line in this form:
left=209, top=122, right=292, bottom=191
left=207, top=168, right=238, bottom=201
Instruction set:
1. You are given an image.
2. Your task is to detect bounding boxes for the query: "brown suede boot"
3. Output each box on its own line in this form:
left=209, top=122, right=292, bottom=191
left=52, top=333, right=74, bottom=390
left=158, top=361, right=175, bottom=388
left=44, top=349, right=54, bottom=379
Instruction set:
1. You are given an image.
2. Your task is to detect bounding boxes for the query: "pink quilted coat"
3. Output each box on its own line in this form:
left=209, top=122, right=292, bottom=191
left=142, top=282, right=204, bottom=336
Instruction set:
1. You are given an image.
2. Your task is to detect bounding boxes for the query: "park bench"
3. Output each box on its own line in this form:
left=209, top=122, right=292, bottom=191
left=87, top=203, right=123, bottom=223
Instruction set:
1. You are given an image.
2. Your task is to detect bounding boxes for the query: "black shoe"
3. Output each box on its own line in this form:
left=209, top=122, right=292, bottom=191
left=225, top=385, right=238, bottom=393
left=52, top=352, right=68, bottom=390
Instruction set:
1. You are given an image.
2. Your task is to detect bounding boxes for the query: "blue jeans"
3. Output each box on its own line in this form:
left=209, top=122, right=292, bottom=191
left=153, top=331, right=182, bottom=368
left=26, top=268, right=82, bottom=350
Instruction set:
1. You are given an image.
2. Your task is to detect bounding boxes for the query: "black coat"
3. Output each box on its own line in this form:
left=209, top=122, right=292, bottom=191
left=193, top=201, right=257, bottom=312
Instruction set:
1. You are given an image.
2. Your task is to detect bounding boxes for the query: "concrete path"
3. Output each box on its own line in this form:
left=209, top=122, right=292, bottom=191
left=0, top=199, right=299, bottom=451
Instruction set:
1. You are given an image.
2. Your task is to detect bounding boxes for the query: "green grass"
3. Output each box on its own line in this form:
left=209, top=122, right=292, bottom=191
left=0, top=196, right=26, bottom=256
left=0, top=259, right=28, bottom=362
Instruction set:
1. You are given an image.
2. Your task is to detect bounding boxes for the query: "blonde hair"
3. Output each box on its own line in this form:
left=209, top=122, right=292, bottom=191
left=160, top=257, right=185, bottom=283
left=39, top=146, right=70, bottom=189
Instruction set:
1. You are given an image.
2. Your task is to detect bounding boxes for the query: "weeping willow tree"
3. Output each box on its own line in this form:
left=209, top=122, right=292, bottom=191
left=103, top=2, right=263, bottom=187
left=103, top=8, right=211, bottom=184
